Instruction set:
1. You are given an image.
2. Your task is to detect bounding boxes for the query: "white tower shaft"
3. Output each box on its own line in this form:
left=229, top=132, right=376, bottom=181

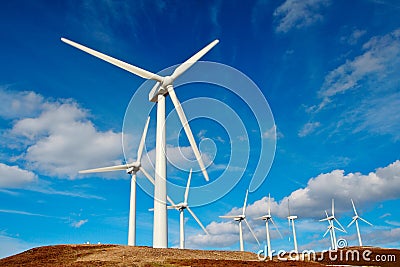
left=180, top=209, right=185, bottom=249
left=153, top=94, right=167, bottom=248
left=239, top=220, right=244, bottom=251
left=265, top=220, right=272, bottom=259
left=128, top=174, right=137, bottom=246
left=355, top=219, right=362, bottom=246
left=291, top=219, right=298, bottom=253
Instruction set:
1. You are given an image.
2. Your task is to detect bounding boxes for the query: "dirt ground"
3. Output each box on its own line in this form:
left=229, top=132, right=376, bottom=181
left=0, top=244, right=398, bottom=266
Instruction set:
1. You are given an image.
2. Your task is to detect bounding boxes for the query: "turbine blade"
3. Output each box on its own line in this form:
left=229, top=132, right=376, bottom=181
left=334, top=226, right=346, bottom=233
left=167, top=87, right=209, bottom=181
left=219, top=215, right=239, bottom=219
left=325, top=210, right=329, bottom=218
left=184, top=169, right=192, bottom=204
left=171, top=39, right=219, bottom=80
left=137, top=117, right=150, bottom=161
left=359, top=217, right=373, bottom=226
left=319, top=217, right=330, bottom=222
left=347, top=218, right=356, bottom=228
left=332, top=199, right=335, bottom=217
left=167, top=205, right=180, bottom=210
left=139, top=167, right=155, bottom=185
left=79, top=164, right=127, bottom=173
left=323, top=228, right=330, bottom=237
left=187, top=207, right=209, bottom=235
left=244, top=219, right=260, bottom=246
left=351, top=199, right=358, bottom=216
left=166, top=196, right=176, bottom=207
left=270, top=218, right=283, bottom=239
left=139, top=166, right=176, bottom=206
left=61, top=38, right=163, bottom=82
left=334, top=218, right=346, bottom=232
left=243, top=190, right=249, bottom=215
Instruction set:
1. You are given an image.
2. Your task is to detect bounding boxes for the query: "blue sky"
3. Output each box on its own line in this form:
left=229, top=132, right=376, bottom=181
left=1, top=0, right=400, bottom=258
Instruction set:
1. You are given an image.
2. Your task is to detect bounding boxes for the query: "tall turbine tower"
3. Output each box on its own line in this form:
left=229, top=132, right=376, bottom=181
left=348, top=199, right=372, bottom=247
left=168, top=169, right=209, bottom=249
left=287, top=199, right=298, bottom=253
left=319, top=199, right=346, bottom=250
left=62, top=38, right=218, bottom=248
left=255, top=194, right=282, bottom=260
left=220, top=190, right=260, bottom=251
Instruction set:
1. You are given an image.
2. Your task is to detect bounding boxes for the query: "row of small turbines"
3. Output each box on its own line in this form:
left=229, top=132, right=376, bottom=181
left=223, top=193, right=372, bottom=257
left=61, top=37, right=372, bottom=253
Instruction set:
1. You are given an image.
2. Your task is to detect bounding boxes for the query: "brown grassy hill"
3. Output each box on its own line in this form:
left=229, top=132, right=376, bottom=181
left=0, top=244, right=323, bottom=267
left=0, top=244, right=398, bottom=266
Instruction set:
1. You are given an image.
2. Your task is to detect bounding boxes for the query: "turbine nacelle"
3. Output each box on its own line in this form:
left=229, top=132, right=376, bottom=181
left=287, top=215, right=298, bottom=220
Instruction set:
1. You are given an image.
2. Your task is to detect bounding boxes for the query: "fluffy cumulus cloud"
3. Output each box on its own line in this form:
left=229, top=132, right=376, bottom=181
left=188, top=160, right=400, bottom=248
left=0, top=163, right=38, bottom=189
left=0, top=88, right=44, bottom=119
left=274, top=0, right=330, bottom=33
left=1, top=89, right=123, bottom=179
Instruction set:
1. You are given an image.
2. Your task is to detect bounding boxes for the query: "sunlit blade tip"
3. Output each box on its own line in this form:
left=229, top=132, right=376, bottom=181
left=61, top=37, right=163, bottom=82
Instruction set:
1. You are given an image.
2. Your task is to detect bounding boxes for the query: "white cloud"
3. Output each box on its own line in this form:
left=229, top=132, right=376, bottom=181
left=2, top=90, right=123, bottom=179
left=275, top=160, right=400, bottom=218
left=274, top=0, right=330, bottom=33
left=71, top=219, right=88, bottom=228
left=0, top=88, right=43, bottom=119
left=0, top=163, right=38, bottom=189
left=341, top=29, right=367, bottom=45
left=298, top=122, right=321, bottom=137
left=318, top=29, right=400, bottom=104
left=263, top=125, right=283, bottom=140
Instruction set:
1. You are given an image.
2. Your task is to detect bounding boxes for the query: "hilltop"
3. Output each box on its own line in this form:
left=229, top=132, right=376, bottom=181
left=0, top=244, right=398, bottom=266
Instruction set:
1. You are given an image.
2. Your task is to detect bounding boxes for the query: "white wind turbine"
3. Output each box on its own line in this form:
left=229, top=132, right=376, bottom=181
left=62, top=37, right=218, bottom=248
left=321, top=210, right=346, bottom=250
left=319, top=199, right=346, bottom=250
left=287, top=199, right=298, bottom=253
left=348, top=199, right=372, bottom=247
left=168, top=169, right=209, bottom=249
left=220, top=190, right=260, bottom=251
left=255, top=193, right=282, bottom=260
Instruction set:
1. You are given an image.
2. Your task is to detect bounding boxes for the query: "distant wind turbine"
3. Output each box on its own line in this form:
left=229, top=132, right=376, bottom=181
left=168, top=169, right=209, bottom=249
left=319, top=199, right=346, bottom=250
left=287, top=199, right=298, bottom=253
left=347, top=199, right=372, bottom=247
left=255, top=193, right=282, bottom=260
left=220, top=190, right=260, bottom=251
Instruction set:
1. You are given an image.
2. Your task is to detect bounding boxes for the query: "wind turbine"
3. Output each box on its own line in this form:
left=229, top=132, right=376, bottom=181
left=220, top=190, right=260, bottom=251
left=287, top=199, right=298, bottom=253
left=347, top=199, right=372, bottom=247
left=255, top=194, right=282, bottom=260
left=168, top=169, right=209, bottom=249
left=62, top=37, right=218, bottom=248
left=321, top=210, right=346, bottom=250
left=319, top=199, right=346, bottom=250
